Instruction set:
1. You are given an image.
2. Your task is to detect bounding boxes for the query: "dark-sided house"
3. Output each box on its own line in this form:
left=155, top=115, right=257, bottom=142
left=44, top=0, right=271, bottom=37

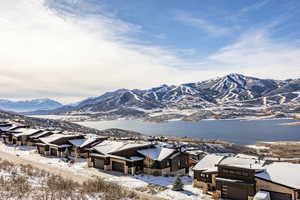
left=69, top=136, right=108, bottom=158
left=137, top=145, right=189, bottom=176
left=193, top=154, right=225, bottom=192
left=185, top=149, right=207, bottom=166
left=255, top=162, right=300, bottom=200
left=36, top=134, right=84, bottom=157
left=88, top=140, right=154, bottom=175
left=216, top=155, right=265, bottom=200
left=27, top=130, right=57, bottom=146
left=9, top=128, right=43, bottom=146
left=2, top=125, right=29, bottom=144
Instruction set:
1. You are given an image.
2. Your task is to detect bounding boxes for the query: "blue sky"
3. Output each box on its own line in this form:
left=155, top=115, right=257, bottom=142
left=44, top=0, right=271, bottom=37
left=0, top=0, right=300, bottom=103
left=55, top=0, right=300, bottom=55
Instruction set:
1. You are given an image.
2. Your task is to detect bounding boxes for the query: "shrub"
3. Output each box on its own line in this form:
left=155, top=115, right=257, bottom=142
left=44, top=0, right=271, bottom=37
left=172, top=176, right=184, bottom=191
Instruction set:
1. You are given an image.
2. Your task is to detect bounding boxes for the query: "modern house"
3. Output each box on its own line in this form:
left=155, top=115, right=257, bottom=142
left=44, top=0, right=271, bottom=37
left=185, top=149, right=207, bottom=166
left=8, top=128, right=43, bottom=145
left=138, top=146, right=189, bottom=176
left=27, top=130, right=57, bottom=146
left=193, top=154, right=225, bottom=192
left=88, top=140, right=154, bottom=175
left=36, top=134, right=84, bottom=157
left=69, top=136, right=108, bottom=158
left=255, top=162, right=300, bottom=200
left=215, top=155, right=265, bottom=200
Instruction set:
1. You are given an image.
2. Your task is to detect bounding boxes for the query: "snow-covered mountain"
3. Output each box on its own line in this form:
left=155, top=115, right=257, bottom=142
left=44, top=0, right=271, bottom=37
left=29, top=74, right=300, bottom=120
left=0, top=98, right=63, bottom=112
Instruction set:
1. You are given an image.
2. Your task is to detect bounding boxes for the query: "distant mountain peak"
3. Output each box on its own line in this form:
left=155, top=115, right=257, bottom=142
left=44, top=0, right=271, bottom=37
left=29, top=74, right=300, bottom=116
left=0, top=98, right=63, bottom=113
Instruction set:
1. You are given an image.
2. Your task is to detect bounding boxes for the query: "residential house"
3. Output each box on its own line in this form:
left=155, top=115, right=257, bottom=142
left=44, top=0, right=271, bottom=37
left=216, top=155, right=265, bottom=200
left=193, top=154, right=225, bottom=192
left=10, top=128, right=43, bottom=145
left=1, top=125, right=28, bottom=144
left=137, top=145, right=189, bottom=176
left=255, top=162, right=300, bottom=200
left=27, top=130, right=57, bottom=146
left=185, top=149, right=207, bottom=166
left=36, top=134, right=84, bottom=157
left=69, top=136, right=108, bottom=158
left=88, top=140, right=153, bottom=175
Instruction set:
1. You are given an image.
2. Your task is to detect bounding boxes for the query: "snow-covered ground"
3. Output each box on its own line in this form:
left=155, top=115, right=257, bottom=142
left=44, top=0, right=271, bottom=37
left=0, top=142, right=211, bottom=200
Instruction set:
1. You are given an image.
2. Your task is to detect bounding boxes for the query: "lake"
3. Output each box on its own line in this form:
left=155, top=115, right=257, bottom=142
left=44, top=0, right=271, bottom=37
left=76, top=119, right=300, bottom=145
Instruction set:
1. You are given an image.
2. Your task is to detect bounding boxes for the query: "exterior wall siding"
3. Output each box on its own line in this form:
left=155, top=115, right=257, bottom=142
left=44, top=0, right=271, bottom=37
left=256, top=178, right=297, bottom=200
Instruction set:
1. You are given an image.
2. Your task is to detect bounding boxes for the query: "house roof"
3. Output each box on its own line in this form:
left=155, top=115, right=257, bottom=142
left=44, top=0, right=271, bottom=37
left=235, top=154, right=259, bottom=160
left=193, top=154, right=225, bottom=172
left=0, top=124, right=12, bottom=131
left=40, top=134, right=78, bottom=144
left=69, top=137, right=104, bottom=148
left=137, top=146, right=176, bottom=161
left=218, top=156, right=265, bottom=171
left=30, top=131, right=52, bottom=139
left=255, top=162, right=300, bottom=189
left=93, top=140, right=151, bottom=155
left=12, top=128, right=41, bottom=137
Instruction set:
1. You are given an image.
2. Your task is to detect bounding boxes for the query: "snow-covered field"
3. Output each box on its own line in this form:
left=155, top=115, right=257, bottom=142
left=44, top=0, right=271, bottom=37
left=0, top=142, right=211, bottom=200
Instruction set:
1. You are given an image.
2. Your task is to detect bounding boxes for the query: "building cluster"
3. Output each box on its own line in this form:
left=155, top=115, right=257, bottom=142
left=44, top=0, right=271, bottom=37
left=0, top=121, right=189, bottom=176
left=193, top=153, right=300, bottom=200
left=1, top=120, right=300, bottom=200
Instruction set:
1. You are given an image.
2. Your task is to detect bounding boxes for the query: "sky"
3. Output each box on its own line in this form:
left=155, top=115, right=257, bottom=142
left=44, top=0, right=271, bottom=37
left=1, top=0, right=300, bottom=103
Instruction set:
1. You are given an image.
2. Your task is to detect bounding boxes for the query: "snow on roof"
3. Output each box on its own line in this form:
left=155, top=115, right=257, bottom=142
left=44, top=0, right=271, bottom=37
left=13, top=128, right=41, bottom=137
left=69, top=139, right=86, bottom=147
left=193, top=154, right=225, bottom=172
left=138, top=146, right=175, bottom=161
left=30, top=131, right=51, bottom=139
left=235, top=154, right=259, bottom=160
left=93, top=140, right=151, bottom=155
left=255, top=162, right=300, bottom=189
left=219, top=156, right=265, bottom=171
left=0, top=125, right=12, bottom=131
left=253, top=191, right=271, bottom=200
left=130, top=156, right=144, bottom=161
left=40, top=134, right=76, bottom=144
left=185, top=150, right=205, bottom=155
left=170, top=152, right=181, bottom=159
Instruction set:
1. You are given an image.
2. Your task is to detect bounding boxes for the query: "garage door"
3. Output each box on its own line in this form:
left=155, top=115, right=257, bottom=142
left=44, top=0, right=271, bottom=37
left=51, top=148, right=57, bottom=156
left=94, top=158, right=104, bottom=169
left=112, top=161, right=125, bottom=173
left=270, top=191, right=292, bottom=200
left=221, top=184, right=248, bottom=200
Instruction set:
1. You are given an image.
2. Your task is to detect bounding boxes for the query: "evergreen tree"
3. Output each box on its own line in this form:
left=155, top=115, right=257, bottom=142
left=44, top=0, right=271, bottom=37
left=64, top=148, right=69, bottom=159
left=172, top=175, right=184, bottom=191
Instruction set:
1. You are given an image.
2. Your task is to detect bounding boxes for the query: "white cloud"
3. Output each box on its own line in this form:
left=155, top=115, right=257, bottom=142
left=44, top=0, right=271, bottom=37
left=175, top=13, right=230, bottom=36
left=209, top=30, right=300, bottom=79
left=0, top=0, right=220, bottom=103
left=1, top=0, right=299, bottom=104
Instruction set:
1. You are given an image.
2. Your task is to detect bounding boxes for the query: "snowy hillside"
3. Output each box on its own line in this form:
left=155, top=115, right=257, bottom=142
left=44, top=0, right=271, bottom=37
left=29, top=74, right=300, bottom=121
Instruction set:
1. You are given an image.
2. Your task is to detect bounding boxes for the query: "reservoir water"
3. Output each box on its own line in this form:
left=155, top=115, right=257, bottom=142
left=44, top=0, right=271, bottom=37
left=76, top=119, right=300, bottom=145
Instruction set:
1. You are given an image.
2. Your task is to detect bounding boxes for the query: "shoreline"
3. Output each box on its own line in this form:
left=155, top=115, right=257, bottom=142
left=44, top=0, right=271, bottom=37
left=29, top=114, right=297, bottom=124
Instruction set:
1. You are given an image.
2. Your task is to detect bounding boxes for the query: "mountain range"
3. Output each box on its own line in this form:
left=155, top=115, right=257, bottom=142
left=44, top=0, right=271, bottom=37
left=0, top=98, right=62, bottom=112
left=25, top=73, right=300, bottom=122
